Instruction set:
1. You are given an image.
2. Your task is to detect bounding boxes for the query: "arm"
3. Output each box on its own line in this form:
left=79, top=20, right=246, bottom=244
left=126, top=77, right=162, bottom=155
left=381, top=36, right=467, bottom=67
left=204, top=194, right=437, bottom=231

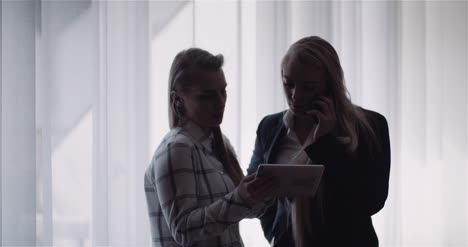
left=247, top=133, right=264, bottom=176
left=223, top=134, right=270, bottom=219
left=305, top=112, right=391, bottom=216
left=355, top=113, right=391, bottom=215
left=151, top=142, right=255, bottom=246
left=247, top=118, right=278, bottom=242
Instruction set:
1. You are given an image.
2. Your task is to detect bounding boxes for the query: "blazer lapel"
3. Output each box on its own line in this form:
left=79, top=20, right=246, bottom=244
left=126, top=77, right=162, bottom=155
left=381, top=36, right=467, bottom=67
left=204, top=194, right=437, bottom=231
left=265, top=113, right=287, bottom=164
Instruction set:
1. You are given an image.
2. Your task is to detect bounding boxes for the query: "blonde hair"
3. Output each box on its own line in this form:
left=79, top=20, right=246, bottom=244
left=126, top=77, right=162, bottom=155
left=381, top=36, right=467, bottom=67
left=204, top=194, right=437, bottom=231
left=281, top=36, right=377, bottom=153
left=167, top=48, right=244, bottom=185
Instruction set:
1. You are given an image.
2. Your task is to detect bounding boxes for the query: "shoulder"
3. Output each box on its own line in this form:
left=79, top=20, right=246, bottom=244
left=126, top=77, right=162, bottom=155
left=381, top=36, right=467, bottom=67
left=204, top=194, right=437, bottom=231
left=255, top=111, right=286, bottom=142
left=158, top=128, right=196, bottom=152
left=257, top=111, right=286, bottom=132
left=359, top=107, right=388, bottom=129
left=356, top=107, right=390, bottom=148
left=147, top=128, right=197, bottom=175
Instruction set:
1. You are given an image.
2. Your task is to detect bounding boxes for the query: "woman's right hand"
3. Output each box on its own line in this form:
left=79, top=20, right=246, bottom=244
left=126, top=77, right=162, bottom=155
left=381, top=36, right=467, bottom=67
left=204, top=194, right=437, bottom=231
left=237, top=173, right=279, bottom=206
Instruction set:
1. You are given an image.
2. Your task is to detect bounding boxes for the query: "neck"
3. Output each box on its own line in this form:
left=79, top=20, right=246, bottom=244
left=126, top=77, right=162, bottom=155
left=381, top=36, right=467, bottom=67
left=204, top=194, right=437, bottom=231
left=293, top=117, right=316, bottom=145
left=293, top=116, right=315, bottom=132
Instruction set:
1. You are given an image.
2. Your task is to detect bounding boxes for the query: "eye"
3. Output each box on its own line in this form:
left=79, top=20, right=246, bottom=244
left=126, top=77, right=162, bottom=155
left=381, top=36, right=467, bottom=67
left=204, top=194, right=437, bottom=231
left=282, top=77, right=295, bottom=89
left=198, top=94, right=213, bottom=100
left=283, top=81, right=295, bottom=90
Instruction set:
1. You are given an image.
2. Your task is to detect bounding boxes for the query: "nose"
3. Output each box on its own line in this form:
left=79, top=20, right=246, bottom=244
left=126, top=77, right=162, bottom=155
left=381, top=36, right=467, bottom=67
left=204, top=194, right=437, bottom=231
left=215, top=92, right=226, bottom=108
left=291, top=87, right=303, bottom=102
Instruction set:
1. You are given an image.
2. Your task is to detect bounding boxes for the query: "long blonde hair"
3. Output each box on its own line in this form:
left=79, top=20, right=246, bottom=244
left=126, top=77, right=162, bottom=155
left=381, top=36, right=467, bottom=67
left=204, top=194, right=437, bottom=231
left=167, top=48, right=244, bottom=185
left=281, top=36, right=378, bottom=153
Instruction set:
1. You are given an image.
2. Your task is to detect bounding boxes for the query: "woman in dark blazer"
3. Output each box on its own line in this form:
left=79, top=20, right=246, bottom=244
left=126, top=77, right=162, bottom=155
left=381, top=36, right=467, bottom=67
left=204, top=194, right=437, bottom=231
left=247, top=36, right=391, bottom=247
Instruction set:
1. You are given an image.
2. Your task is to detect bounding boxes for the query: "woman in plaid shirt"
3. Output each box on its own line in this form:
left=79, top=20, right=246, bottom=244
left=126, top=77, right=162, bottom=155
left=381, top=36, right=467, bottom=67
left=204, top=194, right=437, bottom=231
left=145, top=48, right=277, bottom=247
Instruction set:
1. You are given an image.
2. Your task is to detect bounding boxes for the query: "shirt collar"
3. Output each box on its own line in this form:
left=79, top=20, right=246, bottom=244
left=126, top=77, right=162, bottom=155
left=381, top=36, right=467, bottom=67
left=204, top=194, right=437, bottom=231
left=282, top=109, right=319, bottom=147
left=283, top=109, right=295, bottom=130
left=181, top=120, right=214, bottom=152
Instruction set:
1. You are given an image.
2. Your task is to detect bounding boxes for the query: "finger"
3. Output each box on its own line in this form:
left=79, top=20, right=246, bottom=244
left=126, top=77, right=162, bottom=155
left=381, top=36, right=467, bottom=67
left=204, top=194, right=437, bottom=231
left=313, top=99, right=329, bottom=115
left=254, top=182, right=281, bottom=199
left=245, top=176, right=272, bottom=195
left=243, top=173, right=256, bottom=183
left=249, top=177, right=279, bottom=194
left=318, top=96, right=332, bottom=104
left=290, top=107, right=309, bottom=118
left=318, top=96, right=335, bottom=113
left=249, top=174, right=276, bottom=187
left=254, top=170, right=275, bottom=179
left=256, top=179, right=280, bottom=192
left=247, top=180, right=273, bottom=196
left=305, top=109, right=325, bottom=121
left=262, top=184, right=281, bottom=198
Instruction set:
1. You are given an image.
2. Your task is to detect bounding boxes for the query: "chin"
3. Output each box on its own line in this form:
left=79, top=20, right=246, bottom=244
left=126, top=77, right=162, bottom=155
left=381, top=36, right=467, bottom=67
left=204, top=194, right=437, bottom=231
left=204, top=119, right=222, bottom=128
left=290, top=108, right=305, bottom=115
left=212, top=120, right=223, bottom=127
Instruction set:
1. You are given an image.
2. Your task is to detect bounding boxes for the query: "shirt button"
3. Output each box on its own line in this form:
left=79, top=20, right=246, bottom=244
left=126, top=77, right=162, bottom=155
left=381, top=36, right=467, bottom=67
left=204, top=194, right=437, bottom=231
left=219, top=171, right=224, bottom=175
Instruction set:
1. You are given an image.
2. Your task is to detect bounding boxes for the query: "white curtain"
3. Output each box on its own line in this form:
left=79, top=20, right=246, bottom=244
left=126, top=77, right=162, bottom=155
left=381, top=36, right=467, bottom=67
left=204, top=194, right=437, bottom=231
left=1, top=1, right=467, bottom=246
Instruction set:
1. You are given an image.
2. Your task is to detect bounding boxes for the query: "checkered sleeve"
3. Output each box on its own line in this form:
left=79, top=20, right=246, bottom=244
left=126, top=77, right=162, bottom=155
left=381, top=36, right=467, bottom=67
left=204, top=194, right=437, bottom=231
left=153, top=141, right=254, bottom=246
left=222, top=134, right=270, bottom=218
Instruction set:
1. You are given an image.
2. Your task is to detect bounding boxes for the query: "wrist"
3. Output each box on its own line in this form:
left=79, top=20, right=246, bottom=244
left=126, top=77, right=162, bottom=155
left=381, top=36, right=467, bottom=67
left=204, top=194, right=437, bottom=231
left=238, top=188, right=257, bottom=206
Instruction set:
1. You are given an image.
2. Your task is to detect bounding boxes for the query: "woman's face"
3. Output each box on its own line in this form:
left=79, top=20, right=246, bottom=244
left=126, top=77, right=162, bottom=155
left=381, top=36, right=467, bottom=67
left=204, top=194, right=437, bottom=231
left=178, top=69, right=227, bottom=128
left=282, top=58, right=328, bottom=116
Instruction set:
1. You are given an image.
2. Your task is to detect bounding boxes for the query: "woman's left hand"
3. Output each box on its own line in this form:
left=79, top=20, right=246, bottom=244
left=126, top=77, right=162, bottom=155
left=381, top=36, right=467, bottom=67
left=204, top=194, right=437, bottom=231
left=238, top=173, right=279, bottom=206
left=306, top=96, right=337, bottom=140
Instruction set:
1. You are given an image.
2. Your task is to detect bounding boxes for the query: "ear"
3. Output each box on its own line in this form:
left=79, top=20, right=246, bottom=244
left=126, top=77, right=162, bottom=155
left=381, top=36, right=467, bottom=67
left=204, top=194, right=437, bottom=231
left=170, top=90, right=184, bottom=106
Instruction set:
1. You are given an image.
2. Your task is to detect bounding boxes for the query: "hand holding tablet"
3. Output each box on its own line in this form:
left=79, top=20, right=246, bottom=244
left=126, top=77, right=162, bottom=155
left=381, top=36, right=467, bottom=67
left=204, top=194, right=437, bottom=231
left=256, top=164, right=324, bottom=197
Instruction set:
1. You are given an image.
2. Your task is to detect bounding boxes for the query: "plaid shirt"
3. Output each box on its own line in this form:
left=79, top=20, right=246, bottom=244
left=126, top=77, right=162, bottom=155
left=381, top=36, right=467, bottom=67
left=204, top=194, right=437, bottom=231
left=145, top=121, right=265, bottom=247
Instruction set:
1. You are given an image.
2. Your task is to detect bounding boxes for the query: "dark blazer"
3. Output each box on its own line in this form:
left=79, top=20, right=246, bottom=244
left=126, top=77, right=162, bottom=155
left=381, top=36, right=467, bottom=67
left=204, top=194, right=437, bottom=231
left=247, top=108, right=391, bottom=247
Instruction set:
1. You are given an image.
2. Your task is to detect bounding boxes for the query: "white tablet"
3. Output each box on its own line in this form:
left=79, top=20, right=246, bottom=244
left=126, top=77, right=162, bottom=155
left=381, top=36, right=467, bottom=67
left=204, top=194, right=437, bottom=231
left=256, top=164, right=325, bottom=197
